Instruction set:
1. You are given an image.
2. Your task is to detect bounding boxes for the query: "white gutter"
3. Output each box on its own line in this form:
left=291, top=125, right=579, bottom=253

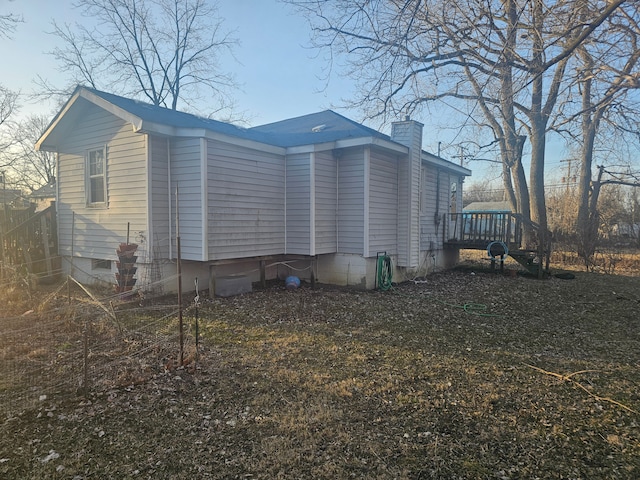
left=286, top=136, right=408, bottom=156
left=422, top=152, right=472, bottom=177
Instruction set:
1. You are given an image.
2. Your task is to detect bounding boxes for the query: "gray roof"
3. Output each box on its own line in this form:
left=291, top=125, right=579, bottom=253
left=86, top=88, right=386, bottom=148
left=36, top=87, right=471, bottom=178
left=30, top=182, right=56, bottom=199
left=463, top=201, right=512, bottom=213
left=248, top=110, right=390, bottom=147
left=85, top=88, right=273, bottom=144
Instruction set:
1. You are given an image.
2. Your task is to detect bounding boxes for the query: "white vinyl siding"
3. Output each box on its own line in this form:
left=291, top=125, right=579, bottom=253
left=337, top=148, right=365, bottom=254
left=208, top=140, right=285, bottom=259
left=369, top=149, right=398, bottom=254
left=392, top=121, right=422, bottom=267
left=420, top=166, right=439, bottom=248
left=149, top=136, right=170, bottom=259
left=170, top=137, right=203, bottom=260
left=420, top=167, right=453, bottom=250
left=56, top=104, right=147, bottom=260
left=285, top=153, right=311, bottom=254
left=314, top=151, right=337, bottom=254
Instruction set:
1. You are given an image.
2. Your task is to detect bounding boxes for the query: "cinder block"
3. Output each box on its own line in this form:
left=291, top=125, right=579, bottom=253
left=214, top=275, right=252, bottom=297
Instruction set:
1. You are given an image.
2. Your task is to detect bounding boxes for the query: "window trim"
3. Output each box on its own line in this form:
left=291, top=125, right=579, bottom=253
left=86, top=146, right=107, bottom=207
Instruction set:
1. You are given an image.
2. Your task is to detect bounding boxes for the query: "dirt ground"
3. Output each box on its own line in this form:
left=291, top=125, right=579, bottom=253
left=1, top=261, right=640, bottom=479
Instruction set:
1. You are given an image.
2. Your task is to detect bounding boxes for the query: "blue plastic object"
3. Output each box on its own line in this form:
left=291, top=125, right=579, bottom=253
left=285, top=275, right=301, bottom=290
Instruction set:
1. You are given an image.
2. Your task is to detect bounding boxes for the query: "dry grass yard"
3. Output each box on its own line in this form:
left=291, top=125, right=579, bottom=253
left=1, top=258, right=639, bottom=479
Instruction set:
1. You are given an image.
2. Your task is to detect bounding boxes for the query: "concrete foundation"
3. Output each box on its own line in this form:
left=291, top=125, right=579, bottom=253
left=60, top=248, right=460, bottom=296
left=214, top=275, right=252, bottom=297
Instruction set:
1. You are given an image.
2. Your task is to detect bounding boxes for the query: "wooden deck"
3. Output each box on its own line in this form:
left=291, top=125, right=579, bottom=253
left=445, top=212, right=550, bottom=275
left=446, top=212, right=524, bottom=249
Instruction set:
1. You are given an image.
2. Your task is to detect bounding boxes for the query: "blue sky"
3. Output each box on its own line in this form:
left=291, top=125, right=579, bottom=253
left=2, top=0, right=586, bottom=182
left=2, top=0, right=357, bottom=125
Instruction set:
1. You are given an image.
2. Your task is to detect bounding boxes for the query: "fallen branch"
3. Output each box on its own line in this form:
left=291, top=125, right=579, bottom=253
left=524, top=363, right=638, bottom=414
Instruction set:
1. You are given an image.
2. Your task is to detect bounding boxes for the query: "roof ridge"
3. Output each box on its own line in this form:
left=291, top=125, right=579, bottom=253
left=69, top=86, right=392, bottom=149
left=83, top=86, right=233, bottom=124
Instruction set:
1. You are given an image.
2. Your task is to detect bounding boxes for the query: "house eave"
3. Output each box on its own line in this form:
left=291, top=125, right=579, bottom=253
left=35, top=86, right=144, bottom=152
left=35, top=89, right=83, bottom=152
left=134, top=123, right=287, bottom=155
left=422, top=151, right=472, bottom=176
left=80, top=88, right=144, bottom=130
left=285, top=136, right=408, bottom=155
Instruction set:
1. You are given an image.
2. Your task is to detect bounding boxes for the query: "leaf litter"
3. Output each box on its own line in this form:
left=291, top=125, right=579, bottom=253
left=1, top=264, right=640, bottom=479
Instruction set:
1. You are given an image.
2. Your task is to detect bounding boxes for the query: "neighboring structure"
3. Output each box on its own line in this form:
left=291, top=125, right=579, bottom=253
left=0, top=188, right=25, bottom=210
left=463, top=201, right=512, bottom=214
left=458, top=201, right=514, bottom=250
left=609, top=222, right=640, bottom=244
left=35, top=86, right=471, bottom=294
left=29, top=181, right=57, bottom=212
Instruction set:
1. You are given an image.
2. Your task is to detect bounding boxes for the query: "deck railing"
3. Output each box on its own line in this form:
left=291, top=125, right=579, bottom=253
left=446, top=211, right=551, bottom=276
left=447, top=212, right=524, bottom=249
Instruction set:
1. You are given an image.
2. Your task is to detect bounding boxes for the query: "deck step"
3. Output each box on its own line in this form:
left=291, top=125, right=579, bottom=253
left=509, top=251, right=544, bottom=275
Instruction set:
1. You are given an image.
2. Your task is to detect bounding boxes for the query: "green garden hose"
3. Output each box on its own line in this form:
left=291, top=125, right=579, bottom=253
left=377, top=255, right=393, bottom=291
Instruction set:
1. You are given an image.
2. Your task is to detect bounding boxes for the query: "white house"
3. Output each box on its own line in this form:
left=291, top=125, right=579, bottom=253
left=36, top=86, right=471, bottom=294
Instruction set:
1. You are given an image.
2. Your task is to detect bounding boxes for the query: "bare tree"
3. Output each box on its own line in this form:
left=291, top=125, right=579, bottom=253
left=286, top=0, right=626, bottom=244
left=0, top=86, right=18, bottom=125
left=1, top=3, right=22, bottom=173
left=4, top=115, right=57, bottom=192
left=550, top=2, right=640, bottom=267
left=462, top=180, right=504, bottom=205
left=0, top=4, right=23, bottom=40
left=40, top=0, right=238, bottom=114
left=0, top=85, right=19, bottom=170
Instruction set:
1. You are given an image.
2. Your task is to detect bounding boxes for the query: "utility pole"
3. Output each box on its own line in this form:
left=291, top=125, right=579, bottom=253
left=559, top=158, right=575, bottom=192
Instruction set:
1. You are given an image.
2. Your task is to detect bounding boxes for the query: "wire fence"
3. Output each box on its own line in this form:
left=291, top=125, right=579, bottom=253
left=0, top=272, right=198, bottom=417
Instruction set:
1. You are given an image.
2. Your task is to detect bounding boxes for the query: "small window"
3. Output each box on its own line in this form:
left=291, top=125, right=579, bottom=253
left=92, top=259, right=111, bottom=271
left=87, top=147, right=107, bottom=206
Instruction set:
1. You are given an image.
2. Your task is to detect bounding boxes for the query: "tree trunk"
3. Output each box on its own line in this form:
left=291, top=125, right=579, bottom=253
left=576, top=115, right=598, bottom=268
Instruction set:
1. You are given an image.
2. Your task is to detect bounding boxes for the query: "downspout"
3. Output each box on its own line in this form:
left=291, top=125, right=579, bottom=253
left=310, top=152, right=316, bottom=256
left=363, top=147, right=370, bottom=258
left=56, top=151, right=61, bottom=256
left=335, top=151, right=339, bottom=251
left=167, top=138, right=173, bottom=259
left=407, top=148, right=415, bottom=266
left=201, top=138, right=208, bottom=261
left=146, top=135, right=153, bottom=262
left=284, top=154, right=287, bottom=254
left=434, top=168, right=441, bottom=233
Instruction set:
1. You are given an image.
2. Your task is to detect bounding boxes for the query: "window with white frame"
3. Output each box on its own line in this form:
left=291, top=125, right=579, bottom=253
left=87, top=147, right=106, bottom=206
